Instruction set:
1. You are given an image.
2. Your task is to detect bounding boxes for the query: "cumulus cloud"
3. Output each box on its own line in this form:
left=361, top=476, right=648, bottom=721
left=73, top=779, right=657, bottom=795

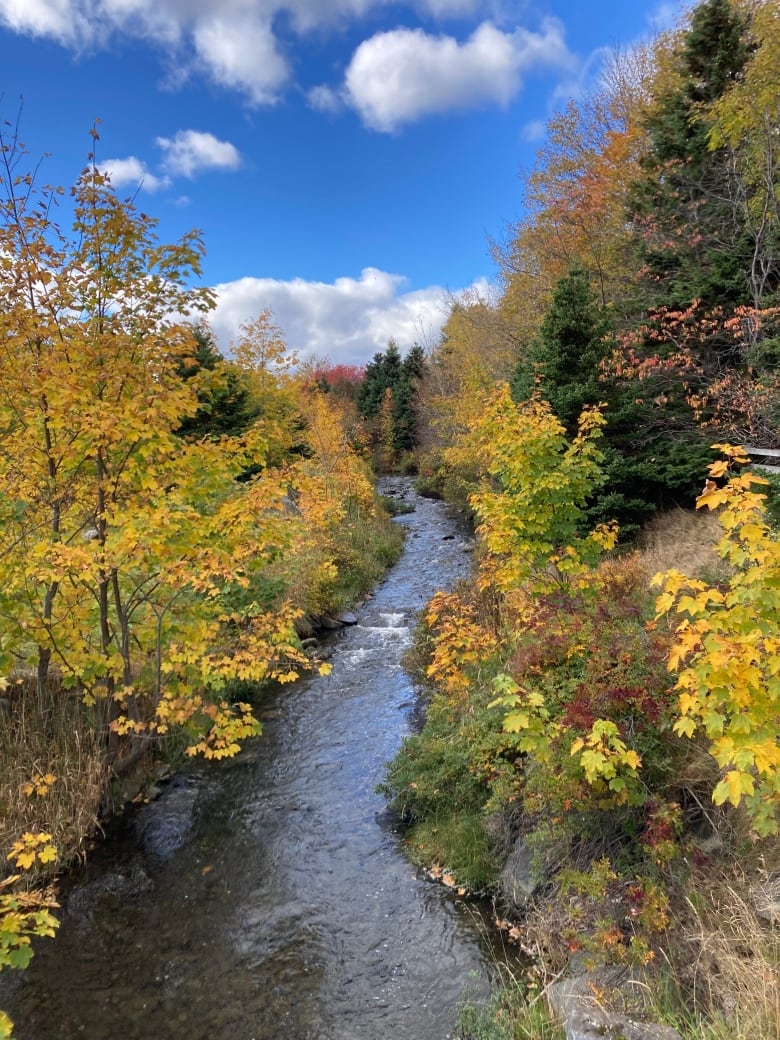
left=0, top=3, right=575, bottom=113
left=342, top=20, right=574, bottom=132
left=209, top=266, right=490, bottom=366
left=192, top=14, right=289, bottom=104
left=97, top=131, right=240, bottom=194
left=99, top=155, right=171, bottom=192
left=156, top=129, right=242, bottom=178
left=0, top=0, right=81, bottom=43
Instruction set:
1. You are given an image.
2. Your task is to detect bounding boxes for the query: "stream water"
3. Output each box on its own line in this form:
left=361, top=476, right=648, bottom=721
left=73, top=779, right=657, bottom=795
left=4, top=478, right=507, bottom=1040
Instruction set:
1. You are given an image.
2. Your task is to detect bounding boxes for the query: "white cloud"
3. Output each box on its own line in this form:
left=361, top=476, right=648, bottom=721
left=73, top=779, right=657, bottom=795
left=0, top=0, right=80, bottom=42
left=209, top=266, right=489, bottom=366
left=342, top=20, right=574, bottom=132
left=0, top=3, right=574, bottom=113
left=100, top=155, right=171, bottom=192
left=306, top=84, right=344, bottom=116
left=156, top=130, right=242, bottom=178
left=192, top=14, right=289, bottom=104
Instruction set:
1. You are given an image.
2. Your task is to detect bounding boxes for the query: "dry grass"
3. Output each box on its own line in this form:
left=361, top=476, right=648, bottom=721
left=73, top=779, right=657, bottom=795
left=638, top=506, right=727, bottom=582
left=0, top=676, right=108, bottom=880
left=659, top=862, right=780, bottom=1039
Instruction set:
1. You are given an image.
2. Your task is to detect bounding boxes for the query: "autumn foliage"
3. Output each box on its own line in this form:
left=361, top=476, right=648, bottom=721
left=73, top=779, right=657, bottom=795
left=0, top=125, right=402, bottom=1031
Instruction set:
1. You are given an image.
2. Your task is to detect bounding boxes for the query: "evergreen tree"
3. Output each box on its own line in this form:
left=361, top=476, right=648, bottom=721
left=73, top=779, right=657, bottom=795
left=356, top=340, right=403, bottom=419
left=511, top=268, right=712, bottom=535
left=631, top=0, right=754, bottom=317
left=510, top=266, right=610, bottom=436
left=176, top=325, right=260, bottom=439
left=355, top=339, right=426, bottom=466
left=392, top=344, right=427, bottom=454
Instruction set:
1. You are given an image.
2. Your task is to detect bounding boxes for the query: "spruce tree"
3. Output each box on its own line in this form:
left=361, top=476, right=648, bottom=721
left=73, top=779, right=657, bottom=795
left=355, top=340, right=426, bottom=466
left=632, top=0, right=753, bottom=316
left=511, top=268, right=712, bottom=535
left=176, top=326, right=260, bottom=440
left=511, top=266, right=609, bottom=436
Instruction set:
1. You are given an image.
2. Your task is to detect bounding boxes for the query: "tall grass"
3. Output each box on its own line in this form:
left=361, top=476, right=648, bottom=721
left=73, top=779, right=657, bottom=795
left=654, top=869, right=780, bottom=1040
left=0, top=676, right=108, bottom=876
left=638, top=506, right=726, bottom=581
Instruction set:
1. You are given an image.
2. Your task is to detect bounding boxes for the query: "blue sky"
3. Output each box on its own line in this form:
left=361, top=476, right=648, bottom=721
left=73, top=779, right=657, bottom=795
left=0, top=0, right=684, bottom=366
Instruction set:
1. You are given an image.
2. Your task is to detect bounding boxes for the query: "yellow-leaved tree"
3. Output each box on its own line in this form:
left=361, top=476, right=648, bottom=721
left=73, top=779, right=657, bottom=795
left=0, top=126, right=317, bottom=769
left=463, top=384, right=617, bottom=593
left=0, top=125, right=337, bottom=1038
left=654, top=445, right=780, bottom=836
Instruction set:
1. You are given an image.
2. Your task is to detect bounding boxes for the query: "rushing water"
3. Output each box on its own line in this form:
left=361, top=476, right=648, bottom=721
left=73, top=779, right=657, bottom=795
left=4, top=478, right=505, bottom=1040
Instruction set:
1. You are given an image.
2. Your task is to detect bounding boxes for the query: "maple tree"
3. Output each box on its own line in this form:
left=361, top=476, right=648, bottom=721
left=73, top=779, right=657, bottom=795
left=0, top=127, right=321, bottom=769
left=456, top=382, right=617, bottom=594
left=309, top=362, right=366, bottom=400
left=654, top=446, right=780, bottom=836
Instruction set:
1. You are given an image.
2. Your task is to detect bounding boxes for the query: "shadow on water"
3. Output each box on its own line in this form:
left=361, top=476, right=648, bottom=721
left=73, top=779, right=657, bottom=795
left=4, top=477, right=515, bottom=1040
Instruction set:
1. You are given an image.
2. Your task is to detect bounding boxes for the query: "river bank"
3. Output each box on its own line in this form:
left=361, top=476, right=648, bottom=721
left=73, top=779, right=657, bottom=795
left=2, top=478, right=512, bottom=1040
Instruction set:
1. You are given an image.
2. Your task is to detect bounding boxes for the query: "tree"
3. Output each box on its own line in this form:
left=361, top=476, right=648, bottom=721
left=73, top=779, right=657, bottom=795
left=355, top=339, right=426, bottom=467
left=511, top=266, right=611, bottom=435
left=510, top=269, right=714, bottom=535
left=708, top=0, right=780, bottom=310
left=0, top=127, right=315, bottom=767
left=655, top=447, right=780, bottom=836
left=355, top=339, right=404, bottom=419
left=457, top=383, right=616, bottom=593
left=498, top=46, right=653, bottom=330
left=415, top=294, right=517, bottom=495
left=175, top=324, right=260, bottom=440
left=631, top=0, right=755, bottom=316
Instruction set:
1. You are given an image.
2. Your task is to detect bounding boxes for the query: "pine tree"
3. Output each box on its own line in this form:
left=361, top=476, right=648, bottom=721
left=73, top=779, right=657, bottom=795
left=176, top=325, right=260, bottom=440
left=632, top=0, right=754, bottom=316
left=511, top=268, right=712, bottom=535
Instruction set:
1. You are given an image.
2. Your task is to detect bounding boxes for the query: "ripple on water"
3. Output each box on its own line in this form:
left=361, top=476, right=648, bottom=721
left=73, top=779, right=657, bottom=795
left=5, top=478, right=502, bottom=1040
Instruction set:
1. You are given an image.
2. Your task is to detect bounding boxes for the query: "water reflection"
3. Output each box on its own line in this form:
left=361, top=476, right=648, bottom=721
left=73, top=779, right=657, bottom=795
left=6, top=479, right=505, bottom=1040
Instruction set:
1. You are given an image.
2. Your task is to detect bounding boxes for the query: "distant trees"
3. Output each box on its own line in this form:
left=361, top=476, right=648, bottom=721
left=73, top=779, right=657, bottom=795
left=355, top=339, right=426, bottom=467
left=311, top=363, right=366, bottom=400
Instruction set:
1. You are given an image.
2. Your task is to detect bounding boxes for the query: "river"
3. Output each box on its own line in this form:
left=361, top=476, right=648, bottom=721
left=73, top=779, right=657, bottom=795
left=4, top=477, right=505, bottom=1040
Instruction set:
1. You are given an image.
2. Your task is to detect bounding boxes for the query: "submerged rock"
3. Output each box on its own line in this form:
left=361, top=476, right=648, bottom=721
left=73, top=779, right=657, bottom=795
left=67, top=862, right=153, bottom=920
left=133, top=778, right=199, bottom=860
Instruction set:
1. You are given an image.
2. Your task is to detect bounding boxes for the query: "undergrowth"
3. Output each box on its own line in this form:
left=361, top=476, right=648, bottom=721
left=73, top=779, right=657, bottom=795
left=384, top=494, right=779, bottom=1039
